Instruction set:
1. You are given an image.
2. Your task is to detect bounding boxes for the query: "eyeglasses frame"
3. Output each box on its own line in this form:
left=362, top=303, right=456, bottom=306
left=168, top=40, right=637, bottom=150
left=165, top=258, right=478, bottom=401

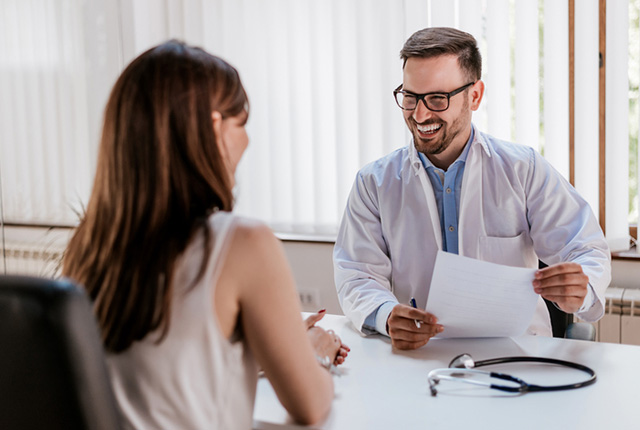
left=393, top=81, right=476, bottom=112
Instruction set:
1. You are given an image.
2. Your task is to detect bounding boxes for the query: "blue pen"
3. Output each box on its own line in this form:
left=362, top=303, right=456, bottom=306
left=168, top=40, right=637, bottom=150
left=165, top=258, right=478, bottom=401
left=409, top=297, right=421, bottom=329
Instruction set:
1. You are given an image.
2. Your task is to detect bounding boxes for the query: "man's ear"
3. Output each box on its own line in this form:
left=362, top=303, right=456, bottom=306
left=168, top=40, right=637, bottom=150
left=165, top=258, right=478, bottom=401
left=469, top=80, right=485, bottom=111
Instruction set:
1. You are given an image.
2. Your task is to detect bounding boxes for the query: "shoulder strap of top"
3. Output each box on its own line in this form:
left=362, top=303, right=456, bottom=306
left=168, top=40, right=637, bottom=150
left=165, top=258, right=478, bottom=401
left=202, top=211, right=239, bottom=291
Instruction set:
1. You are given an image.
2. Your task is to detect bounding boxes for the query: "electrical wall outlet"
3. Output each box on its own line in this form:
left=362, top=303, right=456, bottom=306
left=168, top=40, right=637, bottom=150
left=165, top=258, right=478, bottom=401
left=298, top=288, right=321, bottom=310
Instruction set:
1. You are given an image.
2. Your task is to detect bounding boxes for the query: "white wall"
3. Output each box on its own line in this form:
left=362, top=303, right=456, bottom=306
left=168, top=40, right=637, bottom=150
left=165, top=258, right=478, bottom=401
left=610, top=259, right=640, bottom=290
left=281, top=241, right=343, bottom=315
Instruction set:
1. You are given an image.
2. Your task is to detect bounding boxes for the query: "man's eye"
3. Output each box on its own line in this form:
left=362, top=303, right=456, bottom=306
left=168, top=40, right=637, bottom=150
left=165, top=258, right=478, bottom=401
left=401, top=95, right=418, bottom=106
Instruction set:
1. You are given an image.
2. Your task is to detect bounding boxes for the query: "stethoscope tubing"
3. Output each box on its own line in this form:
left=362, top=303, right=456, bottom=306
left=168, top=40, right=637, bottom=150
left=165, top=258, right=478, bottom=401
left=474, top=357, right=597, bottom=393
left=474, top=356, right=597, bottom=392
left=429, top=355, right=597, bottom=395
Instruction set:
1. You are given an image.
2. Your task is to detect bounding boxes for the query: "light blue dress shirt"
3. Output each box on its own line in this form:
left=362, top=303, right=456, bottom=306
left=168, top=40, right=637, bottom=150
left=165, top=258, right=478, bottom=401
left=417, top=129, right=473, bottom=255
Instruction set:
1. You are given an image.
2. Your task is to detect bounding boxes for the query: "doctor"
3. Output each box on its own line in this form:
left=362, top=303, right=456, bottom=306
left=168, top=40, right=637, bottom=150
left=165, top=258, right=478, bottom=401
left=333, top=27, right=611, bottom=350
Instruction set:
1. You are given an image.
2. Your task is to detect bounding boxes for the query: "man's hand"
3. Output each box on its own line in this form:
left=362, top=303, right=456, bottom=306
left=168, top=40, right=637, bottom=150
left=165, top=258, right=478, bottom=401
left=533, top=262, right=589, bottom=313
left=386, top=304, right=443, bottom=350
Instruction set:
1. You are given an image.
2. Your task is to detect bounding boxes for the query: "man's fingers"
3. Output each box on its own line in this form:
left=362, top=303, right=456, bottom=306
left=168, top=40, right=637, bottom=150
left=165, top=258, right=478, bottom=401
left=388, top=319, right=443, bottom=344
left=533, top=275, right=589, bottom=300
left=386, top=304, right=443, bottom=350
left=535, top=262, right=583, bottom=280
left=542, top=295, right=584, bottom=313
left=391, top=304, right=437, bottom=324
left=537, top=285, right=586, bottom=298
left=388, top=313, right=443, bottom=334
left=389, top=325, right=441, bottom=340
left=534, top=273, right=588, bottom=289
left=533, top=262, right=588, bottom=297
left=543, top=294, right=583, bottom=305
left=391, top=337, right=431, bottom=350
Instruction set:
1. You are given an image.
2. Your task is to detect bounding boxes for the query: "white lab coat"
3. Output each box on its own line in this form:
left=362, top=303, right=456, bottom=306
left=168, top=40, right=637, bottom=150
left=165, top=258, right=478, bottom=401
left=334, top=125, right=611, bottom=336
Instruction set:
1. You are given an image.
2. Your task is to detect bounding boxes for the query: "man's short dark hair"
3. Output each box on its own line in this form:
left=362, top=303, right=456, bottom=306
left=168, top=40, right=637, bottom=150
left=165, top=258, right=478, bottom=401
left=400, top=27, right=482, bottom=82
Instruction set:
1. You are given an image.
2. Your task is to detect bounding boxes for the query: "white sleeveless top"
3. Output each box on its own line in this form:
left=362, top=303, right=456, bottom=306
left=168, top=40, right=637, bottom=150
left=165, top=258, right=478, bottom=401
left=107, top=211, right=258, bottom=430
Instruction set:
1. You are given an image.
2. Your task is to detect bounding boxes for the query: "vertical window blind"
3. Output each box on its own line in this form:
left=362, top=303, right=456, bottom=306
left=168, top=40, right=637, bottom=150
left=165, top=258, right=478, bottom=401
left=0, top=0, right=634, bottom=251
left=574, top=0, right=600, bottom=229
left=606, top=0, right=631, bottom=251
left=0, top=0, right=92, bottom=224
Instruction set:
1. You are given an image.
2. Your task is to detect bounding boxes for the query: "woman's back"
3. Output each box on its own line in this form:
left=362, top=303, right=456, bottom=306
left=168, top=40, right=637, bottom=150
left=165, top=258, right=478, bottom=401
left=107, top=211, right=258, bottom=430
left=63, top=40, right=344, bottom=428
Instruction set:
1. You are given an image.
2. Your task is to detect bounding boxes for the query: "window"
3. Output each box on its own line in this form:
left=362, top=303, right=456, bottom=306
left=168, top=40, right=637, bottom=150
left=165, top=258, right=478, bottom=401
left=0, top=0, right=635, bottom=251
left=629, top=0, right=639, bottom=227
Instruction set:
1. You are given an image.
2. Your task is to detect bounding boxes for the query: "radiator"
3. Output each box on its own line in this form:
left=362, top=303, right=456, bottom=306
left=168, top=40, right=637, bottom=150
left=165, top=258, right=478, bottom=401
left=1, top=226, right=70, bottom=278
left=587, top=287, right=640, bottom=346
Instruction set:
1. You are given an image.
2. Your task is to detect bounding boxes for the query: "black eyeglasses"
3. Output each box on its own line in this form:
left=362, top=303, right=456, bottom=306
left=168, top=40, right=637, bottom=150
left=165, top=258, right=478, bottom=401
left=393, top=82, right=476, bottom=112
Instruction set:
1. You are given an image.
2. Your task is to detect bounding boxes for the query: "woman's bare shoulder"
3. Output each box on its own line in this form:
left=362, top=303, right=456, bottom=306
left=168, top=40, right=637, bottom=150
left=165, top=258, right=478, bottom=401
left=230, top=216, right=275, bottom=242
left=221, top=216, right=292, bottom=300
left=225, top=216, right=281, bottom=263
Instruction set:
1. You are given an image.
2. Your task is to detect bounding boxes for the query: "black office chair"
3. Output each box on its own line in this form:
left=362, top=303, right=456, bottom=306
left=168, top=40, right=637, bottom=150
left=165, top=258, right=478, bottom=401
left=0, top=275, right=121, bottom=430
left=539, top=262, right=596, bottom=341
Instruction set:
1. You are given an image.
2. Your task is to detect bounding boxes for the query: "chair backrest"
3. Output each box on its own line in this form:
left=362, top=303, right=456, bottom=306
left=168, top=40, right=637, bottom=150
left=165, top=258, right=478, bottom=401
left=544, top=297, right=572, bottom=338
left=0, top=275, right=121, bottom=430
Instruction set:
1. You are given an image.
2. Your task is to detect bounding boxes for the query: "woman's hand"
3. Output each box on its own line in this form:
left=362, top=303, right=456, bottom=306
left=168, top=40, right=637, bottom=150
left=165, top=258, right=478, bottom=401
left=304, top=309, right=327, bottom=329
left=305, top=310, right=350, bottom=366
left=330, top=330, right=350, bottom=365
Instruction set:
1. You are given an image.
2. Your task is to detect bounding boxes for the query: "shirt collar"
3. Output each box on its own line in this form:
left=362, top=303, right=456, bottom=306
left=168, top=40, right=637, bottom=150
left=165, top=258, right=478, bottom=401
left=408, top=124, right=490, bottom=175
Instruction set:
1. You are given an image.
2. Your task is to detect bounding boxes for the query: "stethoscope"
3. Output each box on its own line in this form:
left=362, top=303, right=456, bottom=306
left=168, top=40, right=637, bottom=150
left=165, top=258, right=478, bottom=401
left=427, top=353, right=597, bottom=396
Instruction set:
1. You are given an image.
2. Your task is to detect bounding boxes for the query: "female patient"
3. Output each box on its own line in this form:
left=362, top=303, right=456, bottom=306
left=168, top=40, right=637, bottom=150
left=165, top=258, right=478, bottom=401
left=63, top=40, right=347, bottom=429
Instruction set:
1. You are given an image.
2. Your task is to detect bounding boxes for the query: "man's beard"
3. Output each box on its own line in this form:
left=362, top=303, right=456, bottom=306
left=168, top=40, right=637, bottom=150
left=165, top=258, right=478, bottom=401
left=409, top=102, right=470, bottom=156
left=410, top=116, right=465, bottom=156
left=410, top=120, right=449, bottom=155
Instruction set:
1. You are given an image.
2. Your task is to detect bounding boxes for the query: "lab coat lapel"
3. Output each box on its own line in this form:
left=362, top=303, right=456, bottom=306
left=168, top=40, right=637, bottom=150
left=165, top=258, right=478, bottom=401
left=418, top=172, right=443, bottom=251
left=408, top=142, right=443, bottom=251
left=458, top=130, right=490, bottom=259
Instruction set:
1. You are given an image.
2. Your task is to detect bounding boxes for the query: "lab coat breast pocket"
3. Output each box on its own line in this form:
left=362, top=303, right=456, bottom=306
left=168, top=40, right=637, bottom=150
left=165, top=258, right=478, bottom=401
left=478, top=233, right=537, bottom=268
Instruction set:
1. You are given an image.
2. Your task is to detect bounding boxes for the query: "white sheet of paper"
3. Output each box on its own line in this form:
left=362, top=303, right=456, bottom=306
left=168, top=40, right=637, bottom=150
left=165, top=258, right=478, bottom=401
left=425, top=250, right=539, bottom=338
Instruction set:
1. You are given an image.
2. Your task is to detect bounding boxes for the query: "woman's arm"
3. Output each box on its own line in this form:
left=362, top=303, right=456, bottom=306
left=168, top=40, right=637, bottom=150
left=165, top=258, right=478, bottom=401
left=215, top=219, right=338, bottom=425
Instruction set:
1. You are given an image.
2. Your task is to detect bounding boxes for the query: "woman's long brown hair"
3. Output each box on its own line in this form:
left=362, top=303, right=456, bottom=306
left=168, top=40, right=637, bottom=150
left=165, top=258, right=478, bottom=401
left=63, top=40, right=248, bottom=353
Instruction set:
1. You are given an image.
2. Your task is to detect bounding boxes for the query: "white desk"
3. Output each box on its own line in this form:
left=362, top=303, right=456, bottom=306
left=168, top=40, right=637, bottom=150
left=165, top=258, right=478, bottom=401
left=253, top=314, right=640, bottom=429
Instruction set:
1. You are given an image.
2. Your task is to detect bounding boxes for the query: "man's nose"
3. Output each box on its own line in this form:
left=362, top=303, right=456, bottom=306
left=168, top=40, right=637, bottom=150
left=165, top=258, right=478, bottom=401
left=412, top=99, right=434, bottom=123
